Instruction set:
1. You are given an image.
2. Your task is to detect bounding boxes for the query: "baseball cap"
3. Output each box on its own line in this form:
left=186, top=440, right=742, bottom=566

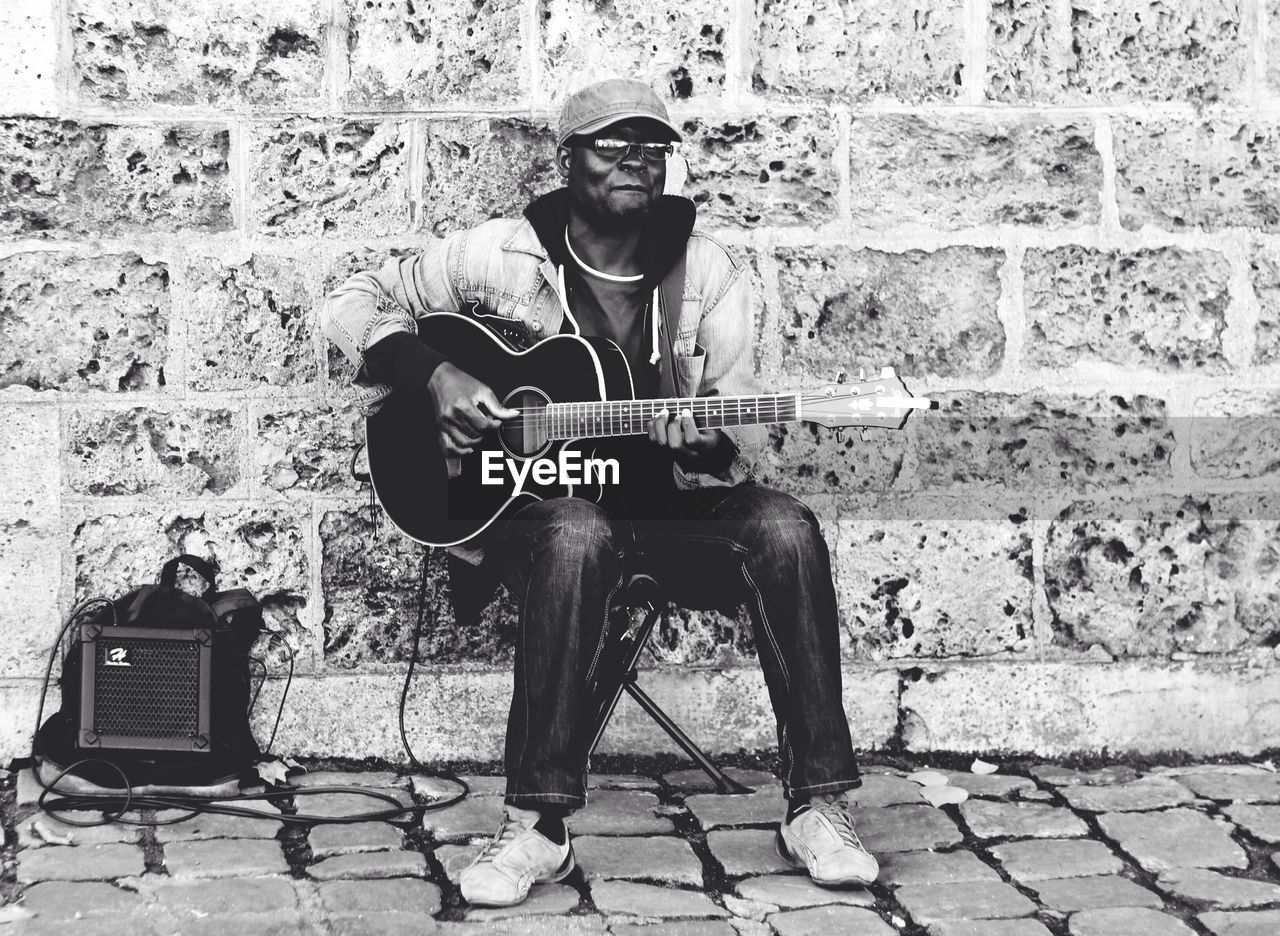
left=556, top=78, right=682, bottom=148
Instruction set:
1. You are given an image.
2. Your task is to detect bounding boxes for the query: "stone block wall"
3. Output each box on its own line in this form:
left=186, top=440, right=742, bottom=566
left=1, top=0, right=1278, bottom=763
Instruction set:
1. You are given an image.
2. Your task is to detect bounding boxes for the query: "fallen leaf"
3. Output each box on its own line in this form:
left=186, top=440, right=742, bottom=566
left=906, top=769, right=949, bottom=787
left=921, top=785, right=969, bottom=807
left=0, top=905, right=34, bottom=924
left=971, top=759, right=999, bottom=775
left=30, top=819, right=75, bottom=846
left=254, top=759, right=291, bottom=786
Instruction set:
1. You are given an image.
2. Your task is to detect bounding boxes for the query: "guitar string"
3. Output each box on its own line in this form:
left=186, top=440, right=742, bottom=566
left=498, top=405, right=849, bottom=422
left=493, top=395, right=900, bottom=434
left=495, top=390, right=883, bottom=416
left=496, top=396, right=886, bottom=425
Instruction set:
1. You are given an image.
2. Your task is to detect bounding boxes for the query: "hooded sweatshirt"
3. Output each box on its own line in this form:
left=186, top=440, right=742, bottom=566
left=524, top=188, right=695, bottom=394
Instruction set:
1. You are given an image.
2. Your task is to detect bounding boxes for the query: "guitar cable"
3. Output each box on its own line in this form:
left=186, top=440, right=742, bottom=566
left=351, top=443, right=379, bottom=540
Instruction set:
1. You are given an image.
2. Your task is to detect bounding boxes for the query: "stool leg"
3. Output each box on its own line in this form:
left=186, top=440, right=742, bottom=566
left=589, top=595, right=753, bottom=796
left=588, top=603, right=644, bottom=756
left=588, top=666, right=629, bottom=757
left=619, top=680, right=754, bottom=795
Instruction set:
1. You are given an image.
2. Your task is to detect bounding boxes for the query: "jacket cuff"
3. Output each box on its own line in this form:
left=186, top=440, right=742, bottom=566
left=675, top=431, right=754, bottom=486
left=362, top=331, right=447, bottom=401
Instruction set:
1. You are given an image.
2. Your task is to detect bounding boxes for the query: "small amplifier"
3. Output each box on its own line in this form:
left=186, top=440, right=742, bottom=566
left=76, top=622, right=213, bottom=754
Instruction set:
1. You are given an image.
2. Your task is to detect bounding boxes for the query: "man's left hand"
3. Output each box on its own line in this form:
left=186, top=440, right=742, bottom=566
left=647, top=408, right=723, bottom=466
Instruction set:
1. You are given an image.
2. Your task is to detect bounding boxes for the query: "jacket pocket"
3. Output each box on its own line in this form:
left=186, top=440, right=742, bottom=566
left=670, top=346, right=706, bottom=396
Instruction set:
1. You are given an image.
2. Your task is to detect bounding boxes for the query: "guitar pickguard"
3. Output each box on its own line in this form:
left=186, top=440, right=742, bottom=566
left=458, top=298, right=537, bottom=351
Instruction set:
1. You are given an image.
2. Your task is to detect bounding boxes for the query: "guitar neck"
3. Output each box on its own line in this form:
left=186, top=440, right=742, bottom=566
left=546, top=394, right=799, bottom=441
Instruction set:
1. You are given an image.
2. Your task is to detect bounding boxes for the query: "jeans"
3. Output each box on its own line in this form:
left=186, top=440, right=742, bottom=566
left=483, top=482, right=861, bottom=809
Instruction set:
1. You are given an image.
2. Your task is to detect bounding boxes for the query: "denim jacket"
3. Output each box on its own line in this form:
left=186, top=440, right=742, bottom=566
left=321, top=199, right=765, bottom=500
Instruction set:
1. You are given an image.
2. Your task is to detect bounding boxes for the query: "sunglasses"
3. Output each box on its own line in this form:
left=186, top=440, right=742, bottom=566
left=573, top=137, right=676, bottom=162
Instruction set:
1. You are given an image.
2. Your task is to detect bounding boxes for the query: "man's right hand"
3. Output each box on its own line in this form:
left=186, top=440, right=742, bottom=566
left=427, top=362, right=519, bottom=456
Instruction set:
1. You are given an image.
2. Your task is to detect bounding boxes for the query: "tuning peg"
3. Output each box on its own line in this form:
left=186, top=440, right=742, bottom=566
left=834, top=428, right=845, bottom=443
left=858, top=367, right=866, bottom=381
left=836, top=371, right=846, bottom=384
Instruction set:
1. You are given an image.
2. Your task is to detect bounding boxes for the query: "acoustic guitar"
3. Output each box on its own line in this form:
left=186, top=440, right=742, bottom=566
left=366, top=312, right=932, bottom=547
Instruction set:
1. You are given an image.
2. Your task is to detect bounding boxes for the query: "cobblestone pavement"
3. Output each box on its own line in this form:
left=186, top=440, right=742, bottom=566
left=4, top=756, right=1280, bottom=935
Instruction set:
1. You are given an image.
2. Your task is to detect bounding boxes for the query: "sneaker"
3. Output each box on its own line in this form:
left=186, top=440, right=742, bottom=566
left=776, top=796, right=878, bottom=887
left=459, top=805, right=575, bottom=907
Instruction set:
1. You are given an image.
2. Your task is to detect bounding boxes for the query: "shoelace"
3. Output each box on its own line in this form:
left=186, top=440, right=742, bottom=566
left=813, top=800, right=868, bottom=851
left=476, top=814, right=524, bottom=863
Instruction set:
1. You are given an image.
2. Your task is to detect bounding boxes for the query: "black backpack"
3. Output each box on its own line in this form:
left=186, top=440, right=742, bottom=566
left=35, top=555, right=265, bottom=790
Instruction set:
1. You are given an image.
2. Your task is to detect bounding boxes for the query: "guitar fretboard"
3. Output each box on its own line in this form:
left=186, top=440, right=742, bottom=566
left=545, top=394, right=801, bottom=440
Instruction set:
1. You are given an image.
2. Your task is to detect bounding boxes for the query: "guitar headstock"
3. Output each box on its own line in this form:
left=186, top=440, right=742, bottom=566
left=798, top=367, right=933, bottom=431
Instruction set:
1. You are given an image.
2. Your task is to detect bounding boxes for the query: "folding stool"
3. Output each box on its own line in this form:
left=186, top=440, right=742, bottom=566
left=588, top=569, right=753, bottom=795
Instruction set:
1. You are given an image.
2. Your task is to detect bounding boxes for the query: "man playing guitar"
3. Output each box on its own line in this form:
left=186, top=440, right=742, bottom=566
left=322, top=78, right=879, bottom=907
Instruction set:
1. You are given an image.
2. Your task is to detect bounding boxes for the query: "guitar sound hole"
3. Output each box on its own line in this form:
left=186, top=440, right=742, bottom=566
left=500, top=388, right=550, bottom=459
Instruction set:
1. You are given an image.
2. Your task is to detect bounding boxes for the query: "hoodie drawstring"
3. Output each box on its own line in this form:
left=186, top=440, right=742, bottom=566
left=556, top=264, right=581, bottom=335
left=649, top=286, right=661, bottom=365
left=555, top=264, right=661, bottom=370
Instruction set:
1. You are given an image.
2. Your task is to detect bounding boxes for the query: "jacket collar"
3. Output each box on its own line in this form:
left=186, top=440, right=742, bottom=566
left=500, top=219, right=547, bottom=258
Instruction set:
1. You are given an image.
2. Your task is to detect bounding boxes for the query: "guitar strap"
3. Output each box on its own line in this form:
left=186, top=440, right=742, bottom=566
left=656, top=247, right=687, bottom=399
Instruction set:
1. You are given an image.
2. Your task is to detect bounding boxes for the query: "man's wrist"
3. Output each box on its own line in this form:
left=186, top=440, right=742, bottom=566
left=678, top=430, right=734, bottom=474
left=425, top=360, right=455, bottom=399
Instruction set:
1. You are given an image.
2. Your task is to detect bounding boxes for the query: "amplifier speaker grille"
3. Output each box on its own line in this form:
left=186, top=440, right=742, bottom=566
left=78, top=625, right=213, bottom=753
left=93, top=638, right=202, bottom=738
